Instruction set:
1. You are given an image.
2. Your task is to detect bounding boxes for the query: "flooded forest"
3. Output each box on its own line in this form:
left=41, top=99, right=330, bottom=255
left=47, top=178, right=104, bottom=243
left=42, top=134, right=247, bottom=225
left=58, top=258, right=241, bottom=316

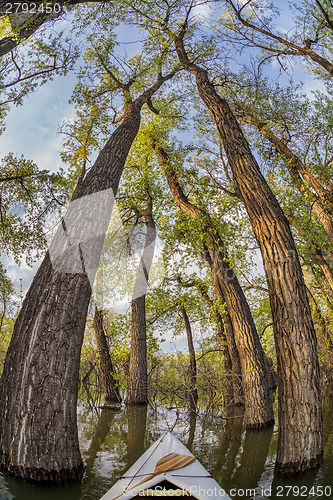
left=1, top=0, right=333, bottom=499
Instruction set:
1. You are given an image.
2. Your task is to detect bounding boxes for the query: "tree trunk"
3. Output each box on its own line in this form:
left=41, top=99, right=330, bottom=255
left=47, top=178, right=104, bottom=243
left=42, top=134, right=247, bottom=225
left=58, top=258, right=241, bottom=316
left=239, top=114, right=333, bottom=247
left=201, top=249, right=244, bottom=406
left=126, top=295, right=148, bottom=404
left=155, top=145, right=272, bottom=427
left=93, top=306, right=121, bottom=405
left=174, top=35, right=323, bottom=472
left=210, top=240, right=273, bottom=426
left=0, top=61, right=175, bottom=480
left=198, top=280, right=243, bottom=405
left=0, top=101, right=141, bottom=481
left=180, top=303, right=198, bottom=410
left=126, top=210, right=156, bottom=405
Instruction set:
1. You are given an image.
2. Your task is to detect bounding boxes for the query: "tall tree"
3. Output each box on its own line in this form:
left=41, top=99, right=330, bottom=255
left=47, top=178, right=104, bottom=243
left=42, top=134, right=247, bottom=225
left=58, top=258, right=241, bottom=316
left=154, top=141, right=273, bottom=427
left=126, top=198, right=157, bottom=405
left=178, top=295, right=198, bottom=410
left=93, top=306, right=122, bottom=406
left=0, top=26, right=177, bottom=479
left=169, top=13, right=323, bottom=473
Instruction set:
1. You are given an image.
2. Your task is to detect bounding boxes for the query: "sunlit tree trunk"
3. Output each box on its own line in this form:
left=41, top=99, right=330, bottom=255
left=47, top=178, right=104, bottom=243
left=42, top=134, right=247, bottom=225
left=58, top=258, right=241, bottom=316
left=0, top=65, right=174, bottom=480
left=126, top=207, right=156, bottom=405
left=174, top=33, right=323, bottom=472
left=199, top=253, right=244, bottom=405
left=93, top=306, right=121, bottom=405
left=0, top=102, right=141, bottom=481
left=155, top=145, right=273, bottom=427
left=179, top=303, right=198, bottom=410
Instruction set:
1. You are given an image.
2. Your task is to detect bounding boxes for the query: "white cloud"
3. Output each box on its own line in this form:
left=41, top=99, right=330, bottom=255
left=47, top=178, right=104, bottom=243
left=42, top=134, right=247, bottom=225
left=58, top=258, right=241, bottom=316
left=193, top=1, right=213, bottom=21
left=1, top=72, right=76, bottom=173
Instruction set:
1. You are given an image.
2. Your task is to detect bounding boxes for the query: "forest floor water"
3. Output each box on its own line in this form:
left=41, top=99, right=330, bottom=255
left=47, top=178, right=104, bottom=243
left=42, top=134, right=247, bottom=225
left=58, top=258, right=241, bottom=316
left=1, top=394, right=333, bottom=500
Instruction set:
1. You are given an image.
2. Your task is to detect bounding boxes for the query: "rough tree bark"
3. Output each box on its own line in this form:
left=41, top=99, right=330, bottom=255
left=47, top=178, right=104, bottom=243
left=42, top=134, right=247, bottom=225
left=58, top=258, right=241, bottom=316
left=173, top=29, right=323, bottom=472
left=126, top=204, right=156, bottom=405
left=154, top=144, right=273, bottom=427
left=0, top=71, right=174, bottom=481
left=287, top=214, right=333, bottom=294
left=237, top=112, right=333, bottom=247
left=179, top=302, right=198, bottom=410
left=93, top=306, right=121, bottom=405
left=198, top=282, right=244, bottom=405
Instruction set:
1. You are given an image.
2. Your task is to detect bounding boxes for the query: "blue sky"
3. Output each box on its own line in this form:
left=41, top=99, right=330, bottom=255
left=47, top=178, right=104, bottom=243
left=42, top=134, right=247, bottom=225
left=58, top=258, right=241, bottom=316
left=1, top=73, right=76, bottom=173
left=1, top=15, right=78, bottom=297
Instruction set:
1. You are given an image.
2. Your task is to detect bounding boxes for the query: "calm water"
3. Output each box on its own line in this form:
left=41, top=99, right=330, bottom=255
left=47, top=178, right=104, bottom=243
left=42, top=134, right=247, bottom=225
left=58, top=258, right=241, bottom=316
left=1, top=396, right=333, bottom=500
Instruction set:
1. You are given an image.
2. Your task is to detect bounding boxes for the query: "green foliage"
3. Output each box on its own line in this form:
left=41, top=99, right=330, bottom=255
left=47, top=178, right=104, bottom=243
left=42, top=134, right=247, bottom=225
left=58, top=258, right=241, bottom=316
left=0, top=154, right=69, bottom=264
left=3, top=0, right=332, bottom=404
left=0, top=29, right=79, bottom=131
left=0, top=262, right=16, bottom=373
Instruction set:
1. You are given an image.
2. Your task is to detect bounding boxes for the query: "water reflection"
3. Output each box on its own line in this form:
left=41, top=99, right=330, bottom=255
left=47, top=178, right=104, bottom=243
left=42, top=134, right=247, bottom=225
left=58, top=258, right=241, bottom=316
left=211, top=405, right=244, bottom=489
left=187, top=410, right=197, bottom=451
left=85, top=409, right=121, bottom=473
left=1, top=396, right=333, bottom=499
left=233, top=426, right=274, bottom=491
left=127, top=405, right=148, bottom=467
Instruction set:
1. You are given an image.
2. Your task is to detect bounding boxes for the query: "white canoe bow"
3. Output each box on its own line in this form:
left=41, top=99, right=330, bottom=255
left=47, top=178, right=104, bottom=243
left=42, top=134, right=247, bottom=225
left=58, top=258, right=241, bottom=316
left=100, top=431, right=231, bottom=500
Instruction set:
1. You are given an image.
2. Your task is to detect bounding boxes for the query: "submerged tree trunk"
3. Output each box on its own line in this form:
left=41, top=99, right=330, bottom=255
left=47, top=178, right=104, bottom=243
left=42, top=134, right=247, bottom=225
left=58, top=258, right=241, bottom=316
left=0, top=102, right=141, bottom=481
left=0, top=65, right=176, bottom=481
left=174, top=33, right=323, bottom=472
left=197, top=270, right=243, bottom=405
left=154, top=144, right=272, bottom=427
left=126, top=207, right=156, bottom=405
left=93, top=307, right=121, bottom=405
left=179, top=303, right=198, bottom=410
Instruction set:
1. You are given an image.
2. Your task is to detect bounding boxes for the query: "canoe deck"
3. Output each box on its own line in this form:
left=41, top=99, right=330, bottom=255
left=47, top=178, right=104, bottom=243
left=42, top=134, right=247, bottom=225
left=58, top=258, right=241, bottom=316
left=100, top=431, right=231, bottom=500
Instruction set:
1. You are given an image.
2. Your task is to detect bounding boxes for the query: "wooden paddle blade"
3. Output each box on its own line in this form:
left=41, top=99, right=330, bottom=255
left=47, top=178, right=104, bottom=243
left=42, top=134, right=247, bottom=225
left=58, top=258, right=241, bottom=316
left=155, top=453, right=196, bottom=474
left=114, top=453, right=196, bottom=499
